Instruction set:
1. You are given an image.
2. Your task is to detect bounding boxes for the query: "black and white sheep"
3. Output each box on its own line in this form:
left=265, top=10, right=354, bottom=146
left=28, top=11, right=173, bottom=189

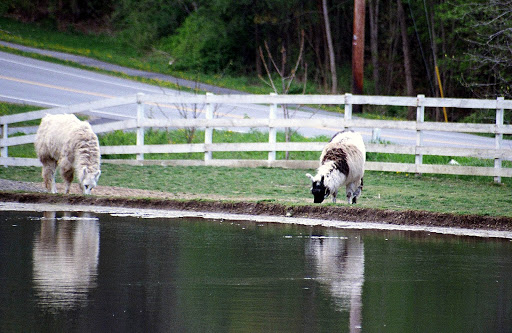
left=306, top=130, right=366, bottom=204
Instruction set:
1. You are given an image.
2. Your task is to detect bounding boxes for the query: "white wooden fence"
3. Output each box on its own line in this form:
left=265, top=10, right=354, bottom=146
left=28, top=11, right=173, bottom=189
left=1, top=93, right=511, bottom=182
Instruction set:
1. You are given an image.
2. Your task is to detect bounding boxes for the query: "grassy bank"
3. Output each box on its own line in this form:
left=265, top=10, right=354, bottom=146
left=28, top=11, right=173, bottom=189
left=1, top=164, right=511, bottom=218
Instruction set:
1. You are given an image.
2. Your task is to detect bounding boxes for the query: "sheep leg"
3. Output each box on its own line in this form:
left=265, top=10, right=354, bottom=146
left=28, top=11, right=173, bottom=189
left=41, top=160, right=57, bottom=193
left=352, top=179, right=364, bottom=204
left=346, top=191, right=353, bottom=204
left=60, top=166, right=74, bottom=194
left=346, top=183, right=358, bottom=204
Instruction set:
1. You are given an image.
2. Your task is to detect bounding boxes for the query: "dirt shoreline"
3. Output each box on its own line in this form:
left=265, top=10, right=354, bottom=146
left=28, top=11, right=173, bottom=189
left=1, top=189, right=511, bottom=232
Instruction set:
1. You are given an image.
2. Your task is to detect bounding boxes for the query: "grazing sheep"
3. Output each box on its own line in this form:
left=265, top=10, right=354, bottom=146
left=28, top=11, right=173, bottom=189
left=35, top=114, right=101, bottom=195
left=306, top=130, right=365, bottom=204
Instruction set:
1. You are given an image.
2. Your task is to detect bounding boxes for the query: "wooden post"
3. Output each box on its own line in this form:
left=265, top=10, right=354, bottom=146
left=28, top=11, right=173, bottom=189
left=1, top=123, right=7, bottom=167
left=495, top=97, right=504, bottom=183
left=205, top=92, right=214, bottom=162
left=136, top=93, right=145, bottom=161
left=268, top=93, right=277, bottom=163
left=415, top=94, right=425, bottom=174
left=344, top=93, right=353, bottom=130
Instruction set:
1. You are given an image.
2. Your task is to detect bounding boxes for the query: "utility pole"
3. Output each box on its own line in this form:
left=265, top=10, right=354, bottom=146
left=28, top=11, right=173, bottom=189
left=352, top=0, right=365, bottom=113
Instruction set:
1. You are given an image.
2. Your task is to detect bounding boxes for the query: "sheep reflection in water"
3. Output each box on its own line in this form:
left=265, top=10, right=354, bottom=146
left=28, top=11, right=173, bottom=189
left=32, top=211, right=100, bottom=310
left=307, top=233, right=365, bottom=332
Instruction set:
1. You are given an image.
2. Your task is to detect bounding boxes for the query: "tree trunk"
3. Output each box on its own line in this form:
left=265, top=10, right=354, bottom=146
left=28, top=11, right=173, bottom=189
left=255, top=23, right=261, bottom=76
left=322, top=0, right=337, bottom=94
left=429, top=6, right=442, bottom=121
left=369, top=0, right=380, bottom=94
left=397, top=0, right=415, bottom=119
left=352, top=0, right=365, bottom=113
left=385, top=9, right=399, bottom=96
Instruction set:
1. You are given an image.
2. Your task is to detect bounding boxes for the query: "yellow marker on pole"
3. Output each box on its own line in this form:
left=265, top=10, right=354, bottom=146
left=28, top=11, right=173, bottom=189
left=435, top=65, right=448, bottom=122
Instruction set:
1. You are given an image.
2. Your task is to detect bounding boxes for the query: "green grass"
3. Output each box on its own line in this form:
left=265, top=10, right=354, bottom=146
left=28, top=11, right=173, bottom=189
left=1, top=164, right=511, bottom=218
left=97, top=128, right=330, bottom=160
left=0, top=102, right=41, bottom=126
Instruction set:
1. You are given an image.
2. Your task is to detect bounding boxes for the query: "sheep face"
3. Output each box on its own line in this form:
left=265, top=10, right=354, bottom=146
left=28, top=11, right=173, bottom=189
left=79, top=168, right=101, bottom=195
left=307, top=174, right=330, bottom=203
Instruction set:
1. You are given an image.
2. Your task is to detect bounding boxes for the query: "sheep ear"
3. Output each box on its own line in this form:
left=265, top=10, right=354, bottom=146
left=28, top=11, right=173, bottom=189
left=321, top=175, right=325, bottom=184
left=95, top=170, right=101, bottom=180
left=305, top=173, right=314, bottom=181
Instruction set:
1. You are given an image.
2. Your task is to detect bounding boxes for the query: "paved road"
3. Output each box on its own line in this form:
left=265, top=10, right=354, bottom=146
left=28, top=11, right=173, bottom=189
left=0, top=42, right=509, bottom=151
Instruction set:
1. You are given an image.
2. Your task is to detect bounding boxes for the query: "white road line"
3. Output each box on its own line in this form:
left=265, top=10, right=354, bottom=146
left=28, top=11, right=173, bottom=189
left=0, top=94, right=63, bottom=107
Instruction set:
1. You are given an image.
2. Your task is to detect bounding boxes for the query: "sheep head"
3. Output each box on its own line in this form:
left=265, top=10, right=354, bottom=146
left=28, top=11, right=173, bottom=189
left=79, top=168, right=101, bottom=195
left=306, top=173, right=330, bottom=203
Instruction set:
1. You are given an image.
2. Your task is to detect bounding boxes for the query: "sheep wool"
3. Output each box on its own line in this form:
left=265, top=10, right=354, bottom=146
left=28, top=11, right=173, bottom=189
left=306, top=130, right=365, bottom=204
left=35, top=114, right=101, bottom=195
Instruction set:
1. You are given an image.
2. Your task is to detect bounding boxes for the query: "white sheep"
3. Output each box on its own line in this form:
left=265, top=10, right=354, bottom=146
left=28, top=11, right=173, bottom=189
left=35, top=114, right=101, bottom=195
left=306, top=130, right=365, bottom=204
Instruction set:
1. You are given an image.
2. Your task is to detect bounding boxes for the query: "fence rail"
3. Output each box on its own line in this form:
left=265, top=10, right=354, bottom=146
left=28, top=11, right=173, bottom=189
left=1, top=93, right=511, bottom=182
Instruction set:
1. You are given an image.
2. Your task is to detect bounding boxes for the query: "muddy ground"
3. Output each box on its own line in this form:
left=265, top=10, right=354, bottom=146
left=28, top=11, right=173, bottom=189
left=1, top=179, right=511, bottom=232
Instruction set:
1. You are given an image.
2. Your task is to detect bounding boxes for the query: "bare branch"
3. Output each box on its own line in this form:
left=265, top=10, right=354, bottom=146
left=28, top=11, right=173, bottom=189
left=285, top=30, right=305, bottom=94
left=489, top=27, right=512, bottom=41
left=258, top=47, right=278, bottom=93
left=302, top=62, right=308, bottom=94
left=264, top=41, right=283, bottom=77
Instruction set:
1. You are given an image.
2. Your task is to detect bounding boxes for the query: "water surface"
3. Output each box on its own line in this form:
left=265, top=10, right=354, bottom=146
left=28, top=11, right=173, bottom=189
left=0, top=210, right=511, bottom=332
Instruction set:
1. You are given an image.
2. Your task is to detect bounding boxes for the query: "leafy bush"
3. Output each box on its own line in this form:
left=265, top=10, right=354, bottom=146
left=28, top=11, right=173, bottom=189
left=158, top=10, right=235, bottom=73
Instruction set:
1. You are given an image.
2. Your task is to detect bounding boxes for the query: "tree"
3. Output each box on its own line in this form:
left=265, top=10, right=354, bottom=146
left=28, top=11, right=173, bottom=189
left=397, top=0, right=415, bottom=119
left=322, top=0, right=337, bottom=94
left=368, top=0, right=380, bottom=94
left=259, top=30, right=307, bottom=159
left=352, top=0, right=365, bottom=113
left=438, top=0, right=512, bottom=99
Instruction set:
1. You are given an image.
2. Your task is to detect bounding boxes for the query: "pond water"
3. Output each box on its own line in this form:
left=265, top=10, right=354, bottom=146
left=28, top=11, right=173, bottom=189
left=1, top=209, right=511, bottom=332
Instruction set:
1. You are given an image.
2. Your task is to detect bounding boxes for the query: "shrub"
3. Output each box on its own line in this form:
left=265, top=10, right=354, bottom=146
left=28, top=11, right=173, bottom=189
left=158, top=10, right=234, bottom=73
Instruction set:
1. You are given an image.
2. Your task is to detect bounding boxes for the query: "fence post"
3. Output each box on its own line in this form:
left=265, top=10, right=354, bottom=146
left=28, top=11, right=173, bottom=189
left=205, top=92, right=214, bottom=162
left=268, top=93, right=277, bottom=163
left=344, top=93, right=352, bottom=130
left=136, top=93, right=145, bottom=161
left=494, top=97, right=504, bottom=183
left=415, top=94, right=425, bottom=174
left=1, top=123, right=7, bottom=167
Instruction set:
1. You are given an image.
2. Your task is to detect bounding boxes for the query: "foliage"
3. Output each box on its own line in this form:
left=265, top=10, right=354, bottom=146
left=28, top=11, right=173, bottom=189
left=111, top=0, right=188, bottom=50
left=159, top=9, right=237, bottom=73
left=2, top=0, right=511, bottom=103
left=437, top=0, right=512, bottom=99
